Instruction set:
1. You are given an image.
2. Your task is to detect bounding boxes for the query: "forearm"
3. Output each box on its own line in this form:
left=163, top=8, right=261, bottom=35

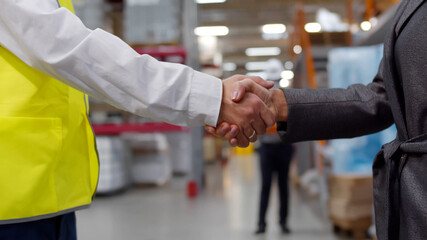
left=277, top=82, right=394, bottom=142
left=271, top=89, right=288, bottom=122
left=0, top=0, right=222, bottom=126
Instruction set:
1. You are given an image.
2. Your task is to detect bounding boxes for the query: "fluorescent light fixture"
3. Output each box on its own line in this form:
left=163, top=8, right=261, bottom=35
left=194, top=26, right=229, bottom=36
left=293, top=45, right=302, bottom=55
left=360, top=21, right=372, bottom=31
left=245, top=47, right=281, bottom=57
left=279, top=78, right=290, bottom=88
left=245, top=61, right=269, bottom=71
left=284, top=61, right=293, bottom=70
left=222, top=62, right=237, bottom=71
left=196, top=0, right=226, bottom=4
left=281, top=70, right=294, bottom=80
left=304, top=22, right=322, bottom=33
left=262, top=24, right=286, bottom=34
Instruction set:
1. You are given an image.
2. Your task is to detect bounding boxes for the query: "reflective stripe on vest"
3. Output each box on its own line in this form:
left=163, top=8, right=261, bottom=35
left=0, top=0, right=99, bottom=224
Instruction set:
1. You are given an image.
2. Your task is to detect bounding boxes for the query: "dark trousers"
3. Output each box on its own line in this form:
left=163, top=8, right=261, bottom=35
left=0, top=212, right=77, bottom=240
left=258, top=143, right=294, bottom=228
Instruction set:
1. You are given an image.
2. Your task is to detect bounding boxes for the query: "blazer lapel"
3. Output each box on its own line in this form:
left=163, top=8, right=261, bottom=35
left=395, top=0, right=425, bottom=37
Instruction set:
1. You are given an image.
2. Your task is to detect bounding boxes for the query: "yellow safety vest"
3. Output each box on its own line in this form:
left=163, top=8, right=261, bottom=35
left=0, top=0, right=99, bottom=224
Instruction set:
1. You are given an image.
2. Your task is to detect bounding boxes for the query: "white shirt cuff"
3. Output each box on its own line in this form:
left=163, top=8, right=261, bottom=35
left=189, top=71, right=222, bottom=126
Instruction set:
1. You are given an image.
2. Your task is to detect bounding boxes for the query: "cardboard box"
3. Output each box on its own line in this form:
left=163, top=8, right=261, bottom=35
left=328, top=198, right=372, bottom=220
left=328, top=174, right=374, bottom=221
left=328, top=174, right=373, bottom=203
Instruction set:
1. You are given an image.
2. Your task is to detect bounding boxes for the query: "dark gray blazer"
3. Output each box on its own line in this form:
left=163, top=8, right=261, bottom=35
left=277, top=1, right=427, bottom=239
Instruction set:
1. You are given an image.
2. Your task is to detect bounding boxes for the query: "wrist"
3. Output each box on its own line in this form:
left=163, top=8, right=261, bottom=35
left=271, top=89, right=288, bottom=122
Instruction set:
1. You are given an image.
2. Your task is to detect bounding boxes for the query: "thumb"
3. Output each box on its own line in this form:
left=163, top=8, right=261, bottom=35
left=231, top=82, right=247, bottom=102
left=232, top=78, right=271, bottom=103
left=245, top=76, right=275, bottom=89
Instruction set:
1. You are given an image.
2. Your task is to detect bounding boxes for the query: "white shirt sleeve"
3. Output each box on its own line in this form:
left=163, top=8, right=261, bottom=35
left=0, top=0, right=222, bottom=126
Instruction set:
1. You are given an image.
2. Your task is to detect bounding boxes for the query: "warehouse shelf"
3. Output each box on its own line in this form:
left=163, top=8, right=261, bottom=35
left=92, top=122, right=190, bottom=135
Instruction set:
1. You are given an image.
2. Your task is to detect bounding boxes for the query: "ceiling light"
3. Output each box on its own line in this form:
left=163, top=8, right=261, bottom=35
left=222, top=62, right=237, bottom=71
left=304, top=22, right=322, bottom=33
left=360, top=21, right=372, bottom=31
left=245, top=47, right=281, bottom=57
left=245, top=61, right=269, bottom=71
left=293, top=45, right=302, bottom=55
left=279, top=79, right=290, bottom=88
left=281, top=70, right=294, bottom=80
left=262, top=24, right=286, bottom=34
left=196, top=0, right=226, bottom=4
left=194, top=26, right=229, bottom=36
left=284, top=61, right=293, bottom=70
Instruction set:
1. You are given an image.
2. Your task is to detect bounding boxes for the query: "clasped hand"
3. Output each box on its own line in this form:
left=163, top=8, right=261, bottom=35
left=205, top=75, right=287, bottom=147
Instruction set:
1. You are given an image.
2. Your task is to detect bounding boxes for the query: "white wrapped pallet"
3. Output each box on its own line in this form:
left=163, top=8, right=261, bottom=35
left=123, top=133, right=172, bottom=185
left=165, top=132, right=191, bottom=174
left=95, top=136, right=131, bottom=194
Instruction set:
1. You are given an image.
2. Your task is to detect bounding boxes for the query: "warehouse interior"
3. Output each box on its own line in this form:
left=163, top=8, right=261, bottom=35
left=71, top=0, right=400, bottom=239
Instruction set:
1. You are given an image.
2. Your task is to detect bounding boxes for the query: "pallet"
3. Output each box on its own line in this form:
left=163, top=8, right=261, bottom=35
left=331, top=216, right=372, bottom=240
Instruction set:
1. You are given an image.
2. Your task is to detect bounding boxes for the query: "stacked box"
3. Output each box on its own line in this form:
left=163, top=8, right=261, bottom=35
left=328, top=174, right=373, bottom=220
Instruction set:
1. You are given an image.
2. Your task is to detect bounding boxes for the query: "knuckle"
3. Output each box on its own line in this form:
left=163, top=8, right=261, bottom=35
left=237, top=119, right=245, bottom=127
left=245, top=108, right=255, bottom=117
left=235, top=82, right=243, bottom=88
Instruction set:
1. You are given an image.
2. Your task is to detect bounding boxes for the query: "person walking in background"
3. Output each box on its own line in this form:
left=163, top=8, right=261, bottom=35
left=254, top=59, right=294, bottom=234
left=256, top=137, right=294, bottom=234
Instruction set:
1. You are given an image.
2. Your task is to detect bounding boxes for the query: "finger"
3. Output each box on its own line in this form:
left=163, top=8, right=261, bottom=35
left=251, top=117, right=267, bottom=136
left=243, top=126, right=257, bottom=143
left=242, top=93, right=269, bottom=135
left=229, top=138, right=238, bottom=147
left=205, top=125, right=217, bottom=135
left=215, top=122, right=231, bottom=136
left=224, top=125, right=239, bottom=139
left=235, top=131, right=250, bottom=148
left=260, top=104, right=276, bottom=129
left=248, top=123, right=259, bottom=142
left=245, top=76, right=275, bottom=89
left=249, top=133, right=258, bottom=142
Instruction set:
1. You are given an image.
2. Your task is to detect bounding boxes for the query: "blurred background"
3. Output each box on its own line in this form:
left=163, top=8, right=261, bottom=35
left=72, top=0, right=400, bottom=239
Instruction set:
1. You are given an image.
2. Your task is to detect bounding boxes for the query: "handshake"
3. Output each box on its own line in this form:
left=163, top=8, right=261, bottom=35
left=205, top=75, right=288, bottom=148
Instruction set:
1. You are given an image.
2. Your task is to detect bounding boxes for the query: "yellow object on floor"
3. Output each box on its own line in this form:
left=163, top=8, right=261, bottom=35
left=234, top=143, right=254, bottom=155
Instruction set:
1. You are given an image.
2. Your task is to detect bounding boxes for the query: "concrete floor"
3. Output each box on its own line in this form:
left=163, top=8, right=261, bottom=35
left=77, top=154, right=342, bottom=240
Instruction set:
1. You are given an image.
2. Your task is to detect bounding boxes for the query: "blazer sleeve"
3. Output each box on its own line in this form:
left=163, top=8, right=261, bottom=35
left=278, top=60, right=394, bottom=143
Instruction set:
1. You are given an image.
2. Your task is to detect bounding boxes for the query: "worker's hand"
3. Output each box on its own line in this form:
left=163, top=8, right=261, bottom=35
left=207, top=75, right=276, bottom=147
left=207, top=77, right=288, bottom=147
